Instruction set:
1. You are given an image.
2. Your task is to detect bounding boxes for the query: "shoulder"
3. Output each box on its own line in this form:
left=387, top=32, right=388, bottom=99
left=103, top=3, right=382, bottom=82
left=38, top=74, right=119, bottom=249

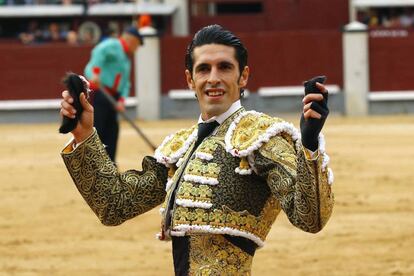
left=154, top=125, right=198, bottom=166
left=94, top=39, right=120, bottom=52
left=225, top=110, right=300, bottom=157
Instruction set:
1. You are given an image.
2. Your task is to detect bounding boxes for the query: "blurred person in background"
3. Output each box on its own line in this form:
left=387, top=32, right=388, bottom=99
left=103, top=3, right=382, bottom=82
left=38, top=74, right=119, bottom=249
left=66, top=30, right=79, bottom=45
left=18, top=20, right=43, bottom=44
left=42, top=22, right=66, bottom=42
left=83, top=26, right=143, bottom=162
left=399, top=8, right=414, bottom=27
left=60, top=25, right=334, bottom=275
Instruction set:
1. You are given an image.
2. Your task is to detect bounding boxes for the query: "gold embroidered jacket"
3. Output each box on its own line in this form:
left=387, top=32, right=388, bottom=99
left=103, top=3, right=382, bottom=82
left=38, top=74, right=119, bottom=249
left=61, top=108, right=334, bottom=248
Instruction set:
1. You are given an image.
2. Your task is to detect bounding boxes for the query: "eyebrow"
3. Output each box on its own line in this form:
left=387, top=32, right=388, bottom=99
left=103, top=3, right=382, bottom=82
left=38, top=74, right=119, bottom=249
left=194, top=63, right=210, bottom=72
left=218, top=61, right=235, bottom=68
left=194, top=60, right=235, bottom=71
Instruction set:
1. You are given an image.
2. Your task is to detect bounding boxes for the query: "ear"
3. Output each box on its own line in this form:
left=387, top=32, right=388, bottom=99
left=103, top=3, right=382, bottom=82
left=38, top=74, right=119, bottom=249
left=185, top=69, right=195, bottom=90
left=239, top=66, right=249, bottom=88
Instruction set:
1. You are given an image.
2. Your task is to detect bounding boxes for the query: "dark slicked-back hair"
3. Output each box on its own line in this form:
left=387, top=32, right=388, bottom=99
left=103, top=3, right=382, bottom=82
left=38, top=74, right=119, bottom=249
left=185, top=24, right=248, bottom=76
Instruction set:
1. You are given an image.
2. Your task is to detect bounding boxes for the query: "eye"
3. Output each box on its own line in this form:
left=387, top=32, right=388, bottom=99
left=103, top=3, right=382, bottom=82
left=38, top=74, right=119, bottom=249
left=219, top=62, right=233, bottom=71
left=196, top=64, right=210, bottom=73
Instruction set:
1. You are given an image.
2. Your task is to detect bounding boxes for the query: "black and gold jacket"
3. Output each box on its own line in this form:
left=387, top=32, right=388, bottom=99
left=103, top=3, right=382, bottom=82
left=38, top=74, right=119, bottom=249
left=62, top=108, right=334, bottom=249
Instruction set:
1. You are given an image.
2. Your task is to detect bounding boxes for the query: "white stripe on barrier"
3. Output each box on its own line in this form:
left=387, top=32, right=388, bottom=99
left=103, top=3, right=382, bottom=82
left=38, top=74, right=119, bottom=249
left=369, top=91, right=414, bottom=101
left=258, top=85, right=340, bottom=97
left=0, top=97, right=137, bottom=111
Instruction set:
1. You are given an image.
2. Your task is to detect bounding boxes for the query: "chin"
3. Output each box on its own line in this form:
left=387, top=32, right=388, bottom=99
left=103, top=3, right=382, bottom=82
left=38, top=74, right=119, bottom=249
left=204, top=106, right=226, bottom=118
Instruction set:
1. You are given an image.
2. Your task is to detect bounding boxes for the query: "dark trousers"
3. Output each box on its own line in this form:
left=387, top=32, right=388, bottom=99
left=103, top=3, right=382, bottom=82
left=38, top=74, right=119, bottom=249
left=93, top=90, right=119, bottom=162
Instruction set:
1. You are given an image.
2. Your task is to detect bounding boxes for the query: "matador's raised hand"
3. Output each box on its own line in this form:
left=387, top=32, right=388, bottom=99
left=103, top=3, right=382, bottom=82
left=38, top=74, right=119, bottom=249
left=60, top=80, right=94, bottom=144
left=300, top=76, right=329, bottom=151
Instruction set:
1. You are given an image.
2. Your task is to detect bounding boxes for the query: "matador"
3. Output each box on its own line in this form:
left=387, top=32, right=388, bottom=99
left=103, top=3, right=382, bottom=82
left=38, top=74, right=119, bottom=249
left=60, top=25, right=334, bottom=275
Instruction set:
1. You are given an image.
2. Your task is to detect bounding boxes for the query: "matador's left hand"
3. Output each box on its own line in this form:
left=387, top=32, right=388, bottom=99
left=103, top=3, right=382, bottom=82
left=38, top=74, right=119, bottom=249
left=300, top=82, right=329, bottom=151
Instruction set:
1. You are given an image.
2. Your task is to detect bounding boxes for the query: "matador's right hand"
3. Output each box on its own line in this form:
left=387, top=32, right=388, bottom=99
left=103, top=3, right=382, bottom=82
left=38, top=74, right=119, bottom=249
left=60, top=90, right=94, bottom=143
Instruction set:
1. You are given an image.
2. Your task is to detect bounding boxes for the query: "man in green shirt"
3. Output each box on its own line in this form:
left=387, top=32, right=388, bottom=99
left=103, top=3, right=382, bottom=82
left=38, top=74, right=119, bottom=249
left=84, top=26, right=143, bottom=162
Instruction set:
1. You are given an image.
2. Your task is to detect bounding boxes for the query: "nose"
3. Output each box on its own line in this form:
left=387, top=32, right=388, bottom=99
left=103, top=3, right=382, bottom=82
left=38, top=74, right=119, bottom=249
left=207, top=67, right=220, bottom=86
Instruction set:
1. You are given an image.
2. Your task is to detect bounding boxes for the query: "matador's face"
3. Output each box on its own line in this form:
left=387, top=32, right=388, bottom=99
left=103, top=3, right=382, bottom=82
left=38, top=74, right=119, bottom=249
left=185, top=44, right=249, bottom=120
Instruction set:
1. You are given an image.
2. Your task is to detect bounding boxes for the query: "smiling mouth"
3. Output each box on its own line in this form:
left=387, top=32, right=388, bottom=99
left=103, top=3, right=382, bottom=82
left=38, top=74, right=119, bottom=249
left=205, top=90, right=224, bottom=97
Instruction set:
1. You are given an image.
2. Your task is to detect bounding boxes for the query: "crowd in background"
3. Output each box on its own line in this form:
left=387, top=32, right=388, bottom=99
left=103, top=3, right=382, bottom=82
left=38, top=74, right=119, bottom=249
left=7, top=4, right=414, bottom=46
left=358, top=7, right=414, bottom=28
left=0, top=0, right=134, bottom=5
left=17, top=15, right=151, bottom=45
left=17, top=20, right=127, bottom=45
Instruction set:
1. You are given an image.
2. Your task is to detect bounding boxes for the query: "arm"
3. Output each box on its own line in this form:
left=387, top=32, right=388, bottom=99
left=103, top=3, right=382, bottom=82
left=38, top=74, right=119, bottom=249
left=59, top=87, right=168, bottom=226
left=120, top=59, right=131, bottom=99
left=253, top=79, right=333, bottom=232
left=61, top=131, right=167, bottom=226
left=115, top=60, right=131, bottom=112
left=84, top=42, right=115, bottom=89
left=254, top=134, right=334, bottom=233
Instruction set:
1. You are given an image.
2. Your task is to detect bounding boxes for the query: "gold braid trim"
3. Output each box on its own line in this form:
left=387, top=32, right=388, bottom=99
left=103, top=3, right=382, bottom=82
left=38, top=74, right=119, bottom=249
left=256, top=136, right=334, bottom=233
left=313, top=154, right=334, bottom=228
left=189, top=234, right=253, bottom=275
left=61, top=131, right=168, bottom=226
left=171, top=197, right=281, bottom=246
left=225, top=111, right=300, bottom=158
left=154, top=125, right=197, bottom=166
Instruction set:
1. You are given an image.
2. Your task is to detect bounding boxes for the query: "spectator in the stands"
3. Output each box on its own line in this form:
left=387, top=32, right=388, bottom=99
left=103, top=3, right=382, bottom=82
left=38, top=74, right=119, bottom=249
left=399, top=8, right=414, bottom=27
left=42, top=22, right=66, bottom=42
left=19, top=20, right=43, bottom=44
left=66, top=30, right=79, bottom=45
left=359, top=7, right=414, bottom=28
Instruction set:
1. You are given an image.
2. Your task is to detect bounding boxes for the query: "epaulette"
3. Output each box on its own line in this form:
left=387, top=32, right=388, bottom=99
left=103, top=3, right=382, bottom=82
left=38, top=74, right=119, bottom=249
left=225, top=110, right=333, bottom=183
left=154, top=125, right=197, bottom=166
left=224, top=111, right=301, bottom=175
left=225, top=111, right=301, bottom=158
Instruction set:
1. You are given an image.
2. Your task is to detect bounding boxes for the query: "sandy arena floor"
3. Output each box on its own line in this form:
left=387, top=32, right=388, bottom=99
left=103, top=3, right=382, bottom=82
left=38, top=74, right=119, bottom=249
left=1, top=115, right=413, bottom=275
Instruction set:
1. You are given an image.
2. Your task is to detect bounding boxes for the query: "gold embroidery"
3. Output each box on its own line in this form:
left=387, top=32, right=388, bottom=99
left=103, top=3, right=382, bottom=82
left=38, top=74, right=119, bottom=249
left=315, top=157, right=334, bottom=228
left=259, top=135, right=297, bottom=176
left=189, top=234, right=252, bottom=275
left=209, top=209, right=225, bottom=227
left=193, top=209, right=209, bottom=225
left=215, top=107, right=245, bottom=137
left=197, top=185, right=213, bottom=201
left=61, top=131, right=167, bottom=226
left=171, top=198, right=281, bottom=242
left=177, top=182, right=194, bottom=200
left=238, top=157, right=250, bottom=170
left=159, top=126, right=196, bottom=158
left=256, top=197, right=280, bottom=238
left=230, top=113, right=283, bottom=151
left=186, top=160, right=220, bottom=179
left=176, top=182, right=213, bottom=203
left=197, top=139, right=219, bottom=155
left=160, top=107, right=333, bottom=243
left=168, top=166, right=176, bottom=178
left=174, top=206, right=190, bottom=224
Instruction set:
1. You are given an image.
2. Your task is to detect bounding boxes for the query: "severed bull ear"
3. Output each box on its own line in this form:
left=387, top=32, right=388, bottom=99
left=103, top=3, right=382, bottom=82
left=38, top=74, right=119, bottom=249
left=58, top=72, right=89, bottom=134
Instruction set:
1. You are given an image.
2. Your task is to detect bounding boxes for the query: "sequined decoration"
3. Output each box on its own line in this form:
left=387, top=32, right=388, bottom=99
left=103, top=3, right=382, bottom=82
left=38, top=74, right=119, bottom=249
left=189, top=234, right=253, bottom=275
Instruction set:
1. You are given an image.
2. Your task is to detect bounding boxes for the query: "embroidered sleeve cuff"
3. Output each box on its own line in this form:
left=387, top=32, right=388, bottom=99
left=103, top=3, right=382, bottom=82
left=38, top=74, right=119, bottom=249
left=62, top=128, right=97, bottom=153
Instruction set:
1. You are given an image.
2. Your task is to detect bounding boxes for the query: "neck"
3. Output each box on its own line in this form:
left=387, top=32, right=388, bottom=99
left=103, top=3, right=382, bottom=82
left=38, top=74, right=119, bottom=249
left=199, top=100, right=242, bottom=124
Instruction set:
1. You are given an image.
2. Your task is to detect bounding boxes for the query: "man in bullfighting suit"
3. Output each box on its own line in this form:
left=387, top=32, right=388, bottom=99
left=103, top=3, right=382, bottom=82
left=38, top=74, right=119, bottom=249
left=60, top=25, right=334, bottom=275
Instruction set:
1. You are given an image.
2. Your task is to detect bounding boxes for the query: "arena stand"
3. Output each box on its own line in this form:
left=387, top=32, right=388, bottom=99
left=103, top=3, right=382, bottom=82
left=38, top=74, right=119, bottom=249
left=1, top=0, right=414, bottom=122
